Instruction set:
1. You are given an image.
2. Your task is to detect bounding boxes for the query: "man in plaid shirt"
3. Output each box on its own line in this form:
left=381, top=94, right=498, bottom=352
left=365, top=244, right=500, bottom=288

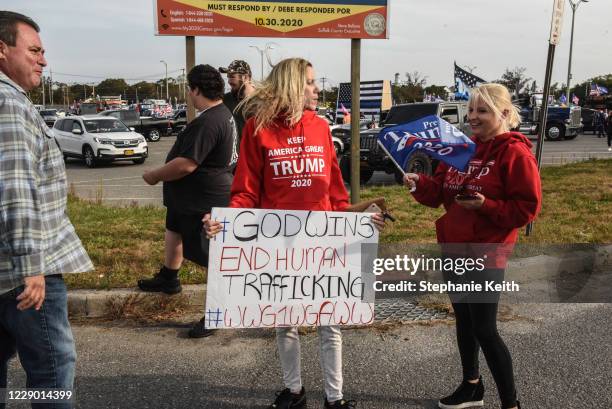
left=0, top=11, right=92, bottom=406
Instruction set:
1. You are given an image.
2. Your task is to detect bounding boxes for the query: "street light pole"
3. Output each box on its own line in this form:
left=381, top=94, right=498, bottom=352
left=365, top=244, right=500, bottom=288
left=249, top=45, right=265, bottom=81
left=249, top=42, right=278, bottom=80
left=160, top=60, right=168, bottom=102
left=566, top=0, right=588, bottom=105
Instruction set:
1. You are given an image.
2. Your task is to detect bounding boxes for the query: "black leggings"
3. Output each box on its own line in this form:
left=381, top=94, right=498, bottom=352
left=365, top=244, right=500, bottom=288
left=452, top=301, right=517, bottom=408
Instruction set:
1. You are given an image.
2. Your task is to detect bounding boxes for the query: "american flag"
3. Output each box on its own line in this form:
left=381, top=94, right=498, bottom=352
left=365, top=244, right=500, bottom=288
left=336, top=80, right=384, bottom=121
left=454, top=62, right=486, bottom=100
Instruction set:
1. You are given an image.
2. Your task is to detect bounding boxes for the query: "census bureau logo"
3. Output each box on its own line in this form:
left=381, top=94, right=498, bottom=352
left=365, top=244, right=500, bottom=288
left=364, top=13, right=385, bottom=36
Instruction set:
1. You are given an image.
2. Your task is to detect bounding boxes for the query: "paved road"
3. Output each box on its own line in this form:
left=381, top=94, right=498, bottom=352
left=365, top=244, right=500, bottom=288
left=6, top=304, right=612, bottom=408
left=65, top=133, right=612, bottom=206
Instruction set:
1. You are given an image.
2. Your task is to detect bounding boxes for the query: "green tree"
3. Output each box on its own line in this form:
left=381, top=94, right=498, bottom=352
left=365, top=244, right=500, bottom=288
left=321, top=86, right=338, bottom=109
left=393, top=71, right=427, bottom=103
left=495, top=67, right=531, bottom=98
left=424, top=85, right=447, bottom=99
left=96, top=78, right=129, bottom=97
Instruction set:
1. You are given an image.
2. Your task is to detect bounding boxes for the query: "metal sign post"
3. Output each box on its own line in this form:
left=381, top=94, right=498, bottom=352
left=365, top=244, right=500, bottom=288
left=185, top=36, right=195, bottom=123
left=350, top=39, right=361, bottom=204
left=527, top=0, right=564, bottom=236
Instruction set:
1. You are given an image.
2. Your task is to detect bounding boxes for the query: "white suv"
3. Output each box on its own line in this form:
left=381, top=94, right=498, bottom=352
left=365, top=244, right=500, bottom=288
left=53, top=115, right=148, bottom=167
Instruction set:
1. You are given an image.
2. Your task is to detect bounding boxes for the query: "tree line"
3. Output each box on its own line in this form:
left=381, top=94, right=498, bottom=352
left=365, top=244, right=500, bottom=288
left=27, top=75, right=187, bottom=106
left=28, top=69, right=612, bottom=108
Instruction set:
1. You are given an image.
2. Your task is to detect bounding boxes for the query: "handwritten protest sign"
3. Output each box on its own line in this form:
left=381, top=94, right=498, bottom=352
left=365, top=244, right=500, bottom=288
left=204, top=208, right=379, bottom=329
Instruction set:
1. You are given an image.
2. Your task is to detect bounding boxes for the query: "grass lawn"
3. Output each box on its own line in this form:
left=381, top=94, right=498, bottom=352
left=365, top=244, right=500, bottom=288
left=65, top=159, right=611, bottom=290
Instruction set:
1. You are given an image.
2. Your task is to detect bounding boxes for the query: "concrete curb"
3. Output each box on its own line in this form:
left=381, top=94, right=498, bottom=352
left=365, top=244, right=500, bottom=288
left=67, top=245, right=611, bottom=318
left=68, top=284, right=206, bottom=318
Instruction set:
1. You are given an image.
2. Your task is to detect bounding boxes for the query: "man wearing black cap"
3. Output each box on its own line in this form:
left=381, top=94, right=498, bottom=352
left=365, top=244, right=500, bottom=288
left=219, top=60, right=254, bottom=143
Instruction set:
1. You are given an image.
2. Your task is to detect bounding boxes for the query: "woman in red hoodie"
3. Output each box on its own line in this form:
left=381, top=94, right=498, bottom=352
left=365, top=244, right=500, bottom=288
left=204, top=58, right=385, bottom=409
left=404, top=84, right=541, bottom=409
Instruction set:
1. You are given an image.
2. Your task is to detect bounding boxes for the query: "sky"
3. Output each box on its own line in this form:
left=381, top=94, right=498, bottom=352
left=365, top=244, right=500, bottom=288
left=4, top=0, right=611, bottom=91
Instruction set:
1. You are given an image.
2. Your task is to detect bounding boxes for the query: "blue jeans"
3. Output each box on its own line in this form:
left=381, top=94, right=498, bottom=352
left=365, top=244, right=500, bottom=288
left=0, top=275, right=76, bottom=409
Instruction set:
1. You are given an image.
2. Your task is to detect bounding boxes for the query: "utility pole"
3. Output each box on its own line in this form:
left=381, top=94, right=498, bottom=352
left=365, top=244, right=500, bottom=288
left=42, top=75, right=46, bottom=106
left=182, top=68, right=186, bottom=103
left=50, top=70, right=53, bottom=105
left=320, top=77, right=327, bottom=106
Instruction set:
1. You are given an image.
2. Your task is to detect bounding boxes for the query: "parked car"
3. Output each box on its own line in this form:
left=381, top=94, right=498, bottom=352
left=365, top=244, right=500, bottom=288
left=171, top=109, right=187, bottom=134
left=580, top=108, right=597, bottom=134
left=98, top=109, right=173, bottom=142
left=39, top=109, right=59, bottom=126
left=334, top=102, right=471, bottom=184
left=329, top=119, right=376, bottom=155
left=52, top=116, right=148, bottom=168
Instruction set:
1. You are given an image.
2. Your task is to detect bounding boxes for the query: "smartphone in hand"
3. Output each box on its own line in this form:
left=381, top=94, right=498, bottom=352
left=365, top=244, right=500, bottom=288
left=455, top=192, right=479, bottom=201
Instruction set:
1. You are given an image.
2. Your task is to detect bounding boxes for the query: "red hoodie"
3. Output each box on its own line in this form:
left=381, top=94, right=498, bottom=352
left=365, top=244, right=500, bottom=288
left=230, top=110, right=349, bottom=211
left=412, top=132, right=542, bottom=245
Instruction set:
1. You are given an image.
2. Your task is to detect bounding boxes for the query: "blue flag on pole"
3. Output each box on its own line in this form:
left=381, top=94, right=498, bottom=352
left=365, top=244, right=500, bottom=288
left=590, top=83, right=609, bottom=96
left=377, top=115, right=476, bottom=172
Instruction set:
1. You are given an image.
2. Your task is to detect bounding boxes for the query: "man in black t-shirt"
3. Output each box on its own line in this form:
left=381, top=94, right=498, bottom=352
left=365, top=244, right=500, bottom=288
left=219, top=60, right=255, bottom=142
left=138, top=66, right=238, bottom=336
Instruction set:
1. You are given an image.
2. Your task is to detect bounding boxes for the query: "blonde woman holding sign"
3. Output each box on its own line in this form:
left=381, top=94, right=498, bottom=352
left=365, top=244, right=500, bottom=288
left=204, top=57, right=385, bottom=409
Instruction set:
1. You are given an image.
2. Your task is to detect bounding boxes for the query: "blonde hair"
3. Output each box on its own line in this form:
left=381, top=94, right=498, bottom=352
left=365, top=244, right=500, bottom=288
left=468, top=83, right=521, bottom=130
left=238, top=58, right=312, bottom=134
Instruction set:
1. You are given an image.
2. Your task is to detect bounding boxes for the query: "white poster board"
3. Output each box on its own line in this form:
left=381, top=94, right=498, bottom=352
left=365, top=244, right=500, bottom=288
left=204, top=207, right=379, bottom=329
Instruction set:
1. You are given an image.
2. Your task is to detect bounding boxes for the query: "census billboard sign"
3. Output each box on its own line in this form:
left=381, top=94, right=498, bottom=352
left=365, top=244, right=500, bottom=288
left=377, top=115, right=476, bottom=172
left=204, top=208, right=379, bottom=329
left=154, top=0, right=389, bottom=39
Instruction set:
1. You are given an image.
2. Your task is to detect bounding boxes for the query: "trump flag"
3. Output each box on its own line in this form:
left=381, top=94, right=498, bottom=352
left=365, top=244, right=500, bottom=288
left=377, top=115, right=476, bottom=172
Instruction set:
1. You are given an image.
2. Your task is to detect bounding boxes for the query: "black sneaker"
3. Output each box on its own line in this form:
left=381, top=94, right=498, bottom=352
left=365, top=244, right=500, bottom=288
left=324, top=397, right=356, bottom=408
left=137, top=272, right=182, bottom=294
left=188, top=317, right=217, bottom=338
left=268, top=387, right=307, bottom=409
left=438, top=376, right=484, bottom=409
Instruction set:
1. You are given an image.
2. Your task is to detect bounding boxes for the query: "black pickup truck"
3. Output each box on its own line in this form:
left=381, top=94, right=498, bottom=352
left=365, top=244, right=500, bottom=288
left=98, top=110, right=173, bottom=142
left=333, top=102, right=471, bottom=184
